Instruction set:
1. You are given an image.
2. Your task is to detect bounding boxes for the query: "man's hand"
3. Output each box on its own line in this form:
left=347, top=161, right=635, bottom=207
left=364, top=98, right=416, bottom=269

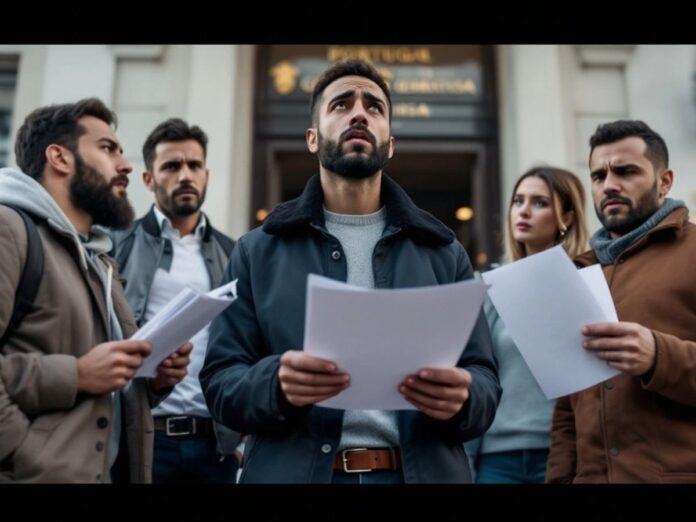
left=77, top=340, right=152, bottom=395
left=399, top=367, right=472, bottom=420
left=278, top=350, right=350, bottom=407
left=583, top=322, right=656, bottom=376
left=151, top=342, right=193, bottom=392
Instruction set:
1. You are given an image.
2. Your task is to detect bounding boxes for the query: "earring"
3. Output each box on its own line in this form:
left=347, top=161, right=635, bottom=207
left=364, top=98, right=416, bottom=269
left=559, top=226, right=567, bottom=238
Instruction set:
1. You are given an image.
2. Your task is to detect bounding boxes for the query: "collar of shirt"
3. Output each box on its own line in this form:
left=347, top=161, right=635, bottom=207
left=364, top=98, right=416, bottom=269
left=153, top=205, right=207, bottom=241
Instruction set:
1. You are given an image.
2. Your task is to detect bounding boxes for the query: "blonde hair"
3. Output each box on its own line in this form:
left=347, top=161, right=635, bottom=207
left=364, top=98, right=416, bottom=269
left=505, top=166, right=589, bottom=262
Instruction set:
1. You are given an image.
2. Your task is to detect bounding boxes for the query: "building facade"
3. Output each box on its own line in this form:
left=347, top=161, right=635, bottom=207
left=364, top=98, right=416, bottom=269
left=1, top=44, right=694, bottom=266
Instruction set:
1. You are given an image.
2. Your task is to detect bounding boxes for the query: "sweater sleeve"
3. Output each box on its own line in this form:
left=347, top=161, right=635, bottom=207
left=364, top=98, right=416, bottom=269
left=641, top=329, right=696, bottom=407
left=423, top=247, right=502, bottom=444
left=0, top=353, right=79, bottom=415
left=200, top=238, right=311, bottom=435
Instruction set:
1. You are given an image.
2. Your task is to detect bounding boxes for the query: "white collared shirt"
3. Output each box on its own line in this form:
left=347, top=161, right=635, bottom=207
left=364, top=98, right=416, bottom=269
left=149, top=206, right=212, bottom=418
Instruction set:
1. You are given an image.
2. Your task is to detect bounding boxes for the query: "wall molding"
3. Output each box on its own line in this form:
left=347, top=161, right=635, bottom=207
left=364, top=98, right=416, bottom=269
left=575, top=45, right=636, bottom=67
left=110, top=45, right=165, bottom=60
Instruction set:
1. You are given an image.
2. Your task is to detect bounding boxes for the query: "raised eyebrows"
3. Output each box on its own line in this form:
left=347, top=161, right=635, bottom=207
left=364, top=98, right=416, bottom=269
left=326, top=89, right=387, bottom=112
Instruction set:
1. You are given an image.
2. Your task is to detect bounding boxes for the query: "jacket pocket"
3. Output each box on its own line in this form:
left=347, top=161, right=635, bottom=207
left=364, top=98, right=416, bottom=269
left=659, top=472, right=696, bottom=484
left=238, top=436, right=258, bottom=483
left=213, top=422, right=243, bottom=456
left=7, top=413, right=63, bottom=480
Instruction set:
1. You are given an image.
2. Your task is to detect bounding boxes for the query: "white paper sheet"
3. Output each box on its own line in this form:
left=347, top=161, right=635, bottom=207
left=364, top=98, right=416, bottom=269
left=578, top=264, right=618, bottom=322
left=133, top=279, right=238, bottom=378
left=303, top=275, right=489, bottom=410
left=481, top=246, right=619, bottom=399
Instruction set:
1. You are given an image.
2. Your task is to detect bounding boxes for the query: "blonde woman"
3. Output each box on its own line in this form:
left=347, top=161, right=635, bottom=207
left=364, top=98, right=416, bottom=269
left=465, top=166, right=589, bottom=483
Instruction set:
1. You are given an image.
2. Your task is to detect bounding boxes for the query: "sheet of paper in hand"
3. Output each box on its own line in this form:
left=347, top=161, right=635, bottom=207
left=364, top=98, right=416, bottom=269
left=303, top=274, right=488, bottom=410
left=133, top=279, right=238, bottom=378
left=481, top=246, right=619, bottom=399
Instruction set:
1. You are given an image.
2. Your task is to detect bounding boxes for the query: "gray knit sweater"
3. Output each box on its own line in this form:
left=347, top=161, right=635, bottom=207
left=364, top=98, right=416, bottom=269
left=323, top=207, right=400, bottom=450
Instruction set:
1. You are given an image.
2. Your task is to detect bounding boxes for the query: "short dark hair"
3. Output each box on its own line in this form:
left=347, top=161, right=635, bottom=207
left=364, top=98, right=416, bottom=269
left=14, top=98, right=117, bottom=181
left=589, top=120, right=669, bottom=170
left=310, top=59, right=392, bottom=123
left=142, top=118, right=208, bottom=171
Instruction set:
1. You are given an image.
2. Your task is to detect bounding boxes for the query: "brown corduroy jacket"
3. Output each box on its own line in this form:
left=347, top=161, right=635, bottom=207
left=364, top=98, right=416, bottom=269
left=547, top=207, right=696, bottom=483
left=0, top=204, right=161, bottom=483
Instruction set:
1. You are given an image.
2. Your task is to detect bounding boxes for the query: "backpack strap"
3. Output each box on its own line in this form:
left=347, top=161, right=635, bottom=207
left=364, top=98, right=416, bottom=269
left=0, top=206, right=44, bottom=347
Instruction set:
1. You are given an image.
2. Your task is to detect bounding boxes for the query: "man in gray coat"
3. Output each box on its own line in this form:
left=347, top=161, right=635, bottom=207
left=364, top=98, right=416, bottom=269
left=0, top=98, right=191, bottom=483
left=111, top=119, right=241, bottom=483
left=201, top=59, right=500, bottom=483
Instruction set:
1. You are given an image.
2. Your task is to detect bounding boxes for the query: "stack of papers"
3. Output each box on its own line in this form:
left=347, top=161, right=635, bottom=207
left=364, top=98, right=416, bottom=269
left=303, top=275, right=489, bottom=410
left=133, top=280, right=238, bottom=378
left=481, top=246, right=619, bottom=399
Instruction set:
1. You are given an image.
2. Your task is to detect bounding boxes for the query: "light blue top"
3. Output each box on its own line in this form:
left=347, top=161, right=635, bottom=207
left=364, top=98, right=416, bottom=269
left=465, top=270, right=554, bottom=462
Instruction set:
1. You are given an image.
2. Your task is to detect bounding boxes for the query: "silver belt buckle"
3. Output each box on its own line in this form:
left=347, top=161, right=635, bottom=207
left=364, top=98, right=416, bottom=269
left=165, top=416, right=195, bottom=436
left=342, top=448, right=372, bottom=473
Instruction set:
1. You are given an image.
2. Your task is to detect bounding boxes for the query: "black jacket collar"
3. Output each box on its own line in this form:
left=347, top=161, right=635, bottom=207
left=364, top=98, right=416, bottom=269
left=140, top=205, right=215, bottom=242
left=263, top=174, right=455, bottom=247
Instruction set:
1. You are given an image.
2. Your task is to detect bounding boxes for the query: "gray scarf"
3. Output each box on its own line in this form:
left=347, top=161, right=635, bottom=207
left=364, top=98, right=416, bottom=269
left=590, top=198, right=686, bottom=265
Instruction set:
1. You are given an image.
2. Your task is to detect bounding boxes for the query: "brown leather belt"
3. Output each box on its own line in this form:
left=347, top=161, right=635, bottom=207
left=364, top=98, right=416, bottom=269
left=153, top=416, right=213, bottom=438
left=333, top=448, right=401, bottom=473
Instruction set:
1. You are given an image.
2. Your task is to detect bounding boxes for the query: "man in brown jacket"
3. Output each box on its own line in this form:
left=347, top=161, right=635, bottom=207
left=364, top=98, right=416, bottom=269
left=546, top=120, right=696, bottom=483
left=0, top=98, right=191, bottom=483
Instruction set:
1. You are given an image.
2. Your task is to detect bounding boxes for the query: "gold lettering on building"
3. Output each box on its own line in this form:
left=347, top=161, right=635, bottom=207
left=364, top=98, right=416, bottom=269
left=393, top=78, right=477, bottom=95
left=393, top=103, right=431, bottom=118
left=291, top=56, right=477, bottom=98
left=377, top=67, right=394, bottom=81
left=327, top=46, right=433, bottom=64
left=300, top=75, right=394, bottom=95
left=270, top=61, right=300, bottom=95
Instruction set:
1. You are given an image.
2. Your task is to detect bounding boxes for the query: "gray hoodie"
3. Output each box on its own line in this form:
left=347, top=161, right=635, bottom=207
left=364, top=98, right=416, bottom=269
left=0, top=168, right=112, bottom=271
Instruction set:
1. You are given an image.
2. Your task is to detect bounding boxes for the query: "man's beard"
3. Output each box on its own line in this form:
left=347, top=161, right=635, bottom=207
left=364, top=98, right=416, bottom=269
left=317, top=126, right=390, bottom=180
left=153, top=181, right=206, bottom=218
left=595, top=181, right=661, bottom=235
left=69, top=154, right=135, bottom=230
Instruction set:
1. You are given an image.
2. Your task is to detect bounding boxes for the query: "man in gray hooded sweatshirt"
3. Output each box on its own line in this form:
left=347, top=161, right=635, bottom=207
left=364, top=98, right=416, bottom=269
left=0, top=98, right=192, bottom=483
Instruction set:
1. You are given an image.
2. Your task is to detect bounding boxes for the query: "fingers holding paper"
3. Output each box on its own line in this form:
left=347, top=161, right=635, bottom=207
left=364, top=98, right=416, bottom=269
left=279, top=350, right=350, bottom=407
left=582, top=321, right=656, bottom=376
left=77, top=340, right=152, bottom=394
left=151, top=341, right=193, bottom=391
left=399, top=367, right=473, bottom=420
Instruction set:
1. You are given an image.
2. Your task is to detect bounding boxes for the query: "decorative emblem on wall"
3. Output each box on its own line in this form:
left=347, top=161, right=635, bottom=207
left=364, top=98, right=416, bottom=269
left=270, top=61, right=300, bottom=95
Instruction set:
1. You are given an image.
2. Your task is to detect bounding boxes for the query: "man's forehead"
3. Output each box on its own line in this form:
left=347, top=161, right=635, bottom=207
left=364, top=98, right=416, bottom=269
left=590, top=136, right=649, bottom=167
left=321, top=75, right=386, bottom=102
left=78, top=115, right=118, bottom=141
left=154, top=140, right=205, bottom=162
